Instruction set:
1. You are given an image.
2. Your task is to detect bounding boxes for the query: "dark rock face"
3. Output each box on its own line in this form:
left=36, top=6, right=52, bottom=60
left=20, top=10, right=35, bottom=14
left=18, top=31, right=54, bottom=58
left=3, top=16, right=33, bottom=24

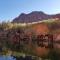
left=12, top=11, right=60, bottom=23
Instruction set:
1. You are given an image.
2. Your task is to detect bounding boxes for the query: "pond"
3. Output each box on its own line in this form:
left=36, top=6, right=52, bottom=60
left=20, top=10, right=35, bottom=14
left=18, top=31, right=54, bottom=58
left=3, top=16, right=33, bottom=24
left=0, top=55, right=16, bottom=60
left=0, top=55, right=34, bottom=60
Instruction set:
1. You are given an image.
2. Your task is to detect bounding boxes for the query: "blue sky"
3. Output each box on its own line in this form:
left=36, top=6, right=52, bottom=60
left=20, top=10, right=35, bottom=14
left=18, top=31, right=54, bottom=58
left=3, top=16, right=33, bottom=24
left=0, top=0, right=60, bottom=22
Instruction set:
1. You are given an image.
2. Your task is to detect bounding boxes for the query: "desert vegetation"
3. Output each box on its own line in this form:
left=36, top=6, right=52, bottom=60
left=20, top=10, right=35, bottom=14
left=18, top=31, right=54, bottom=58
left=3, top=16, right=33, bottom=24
left=0, top=19, right=60, bottom=60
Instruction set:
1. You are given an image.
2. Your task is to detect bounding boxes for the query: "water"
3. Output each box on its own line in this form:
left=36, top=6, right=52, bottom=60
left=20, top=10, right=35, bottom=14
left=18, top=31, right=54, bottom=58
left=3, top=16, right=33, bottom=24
left=0, top=55, right=34, bottom=60
left=0, top=55, right=16, bottom=60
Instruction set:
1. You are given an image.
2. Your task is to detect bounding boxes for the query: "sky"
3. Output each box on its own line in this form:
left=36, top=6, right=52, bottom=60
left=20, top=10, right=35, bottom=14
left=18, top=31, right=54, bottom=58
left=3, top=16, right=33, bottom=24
left=0, top=0, right=60, bottom=22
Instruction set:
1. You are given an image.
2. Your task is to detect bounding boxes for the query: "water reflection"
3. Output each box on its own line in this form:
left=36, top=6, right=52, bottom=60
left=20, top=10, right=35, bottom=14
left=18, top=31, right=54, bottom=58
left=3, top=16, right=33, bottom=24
left=0, top=55, right=37, bottom=60
left=0, top=55, right=16, bottom=60
left=13, top=56, right=33, bottom=60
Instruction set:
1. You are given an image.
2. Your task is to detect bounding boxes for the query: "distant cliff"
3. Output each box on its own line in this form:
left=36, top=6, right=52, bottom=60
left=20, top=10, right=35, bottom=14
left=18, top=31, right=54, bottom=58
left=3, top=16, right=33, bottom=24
left=12, top=11, right=60, bottom=23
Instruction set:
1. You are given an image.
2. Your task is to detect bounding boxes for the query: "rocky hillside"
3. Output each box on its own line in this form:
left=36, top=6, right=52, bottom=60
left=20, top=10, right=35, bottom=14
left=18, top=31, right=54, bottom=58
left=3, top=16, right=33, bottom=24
left=12, top=11, right=60, bottom=23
